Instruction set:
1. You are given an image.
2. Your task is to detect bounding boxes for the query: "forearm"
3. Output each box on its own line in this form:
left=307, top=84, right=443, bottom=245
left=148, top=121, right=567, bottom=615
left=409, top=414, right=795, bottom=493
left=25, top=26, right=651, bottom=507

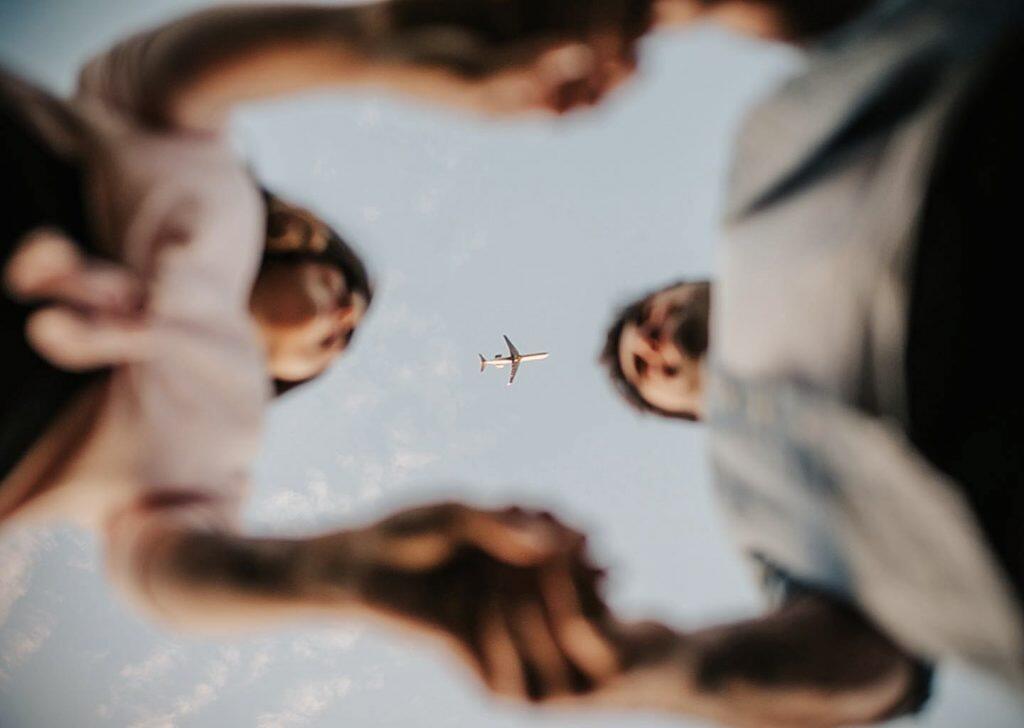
left=592, top=599, right=922, bottom=727
left=80, top=0, right=656, bottom=131
left=107, top=518, right=364, bottom=631
left=80, top=4, right=387, bottom=132
left=79, top=0, right=547, bottom=133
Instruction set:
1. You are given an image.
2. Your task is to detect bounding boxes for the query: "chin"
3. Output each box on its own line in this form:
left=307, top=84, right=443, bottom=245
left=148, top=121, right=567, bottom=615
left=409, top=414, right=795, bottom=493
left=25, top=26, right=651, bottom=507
left=270, top=362, right=317, bottom=383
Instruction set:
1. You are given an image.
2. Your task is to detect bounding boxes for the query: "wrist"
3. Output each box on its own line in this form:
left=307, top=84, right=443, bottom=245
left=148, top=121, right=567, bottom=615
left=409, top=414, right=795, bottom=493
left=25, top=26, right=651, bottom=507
left=636, top=633, right=716, bottom=717
left=300, top=530, right=367, bottom=608
left=590, top=628, right=705, bottom=715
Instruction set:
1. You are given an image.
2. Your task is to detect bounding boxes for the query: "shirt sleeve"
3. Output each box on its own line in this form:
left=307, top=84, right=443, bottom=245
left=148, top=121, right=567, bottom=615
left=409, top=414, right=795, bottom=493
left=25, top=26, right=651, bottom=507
left=751, top=552, right=935, bottom=716
left=78, top=101, right=270, bottom=521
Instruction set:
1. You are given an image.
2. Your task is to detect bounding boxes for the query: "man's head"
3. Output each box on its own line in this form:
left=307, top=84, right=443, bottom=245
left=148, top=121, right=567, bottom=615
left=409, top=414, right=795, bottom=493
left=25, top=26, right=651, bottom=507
left=601, top=280, right=711, bottom=421
left=249, top=192, right=373, bottom=391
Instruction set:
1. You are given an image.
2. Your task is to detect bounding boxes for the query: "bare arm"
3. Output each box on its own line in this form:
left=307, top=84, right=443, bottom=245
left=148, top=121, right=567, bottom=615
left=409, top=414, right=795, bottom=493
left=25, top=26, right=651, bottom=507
left=591, top=595, right=926, bottom=728
left=111, top=499, right=925, bottom=726
left=78, top=1, right=654, bottom=133
left=105, top=501, right=624, bottom=700
left=78, top=4, right=385, bottom=133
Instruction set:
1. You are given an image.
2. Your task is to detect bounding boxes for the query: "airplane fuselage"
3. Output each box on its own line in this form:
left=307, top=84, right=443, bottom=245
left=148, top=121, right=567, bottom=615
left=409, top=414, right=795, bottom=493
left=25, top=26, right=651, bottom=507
left=482, top=353, right=549, bottom=369
left=479, top=336, right=549, bottom=385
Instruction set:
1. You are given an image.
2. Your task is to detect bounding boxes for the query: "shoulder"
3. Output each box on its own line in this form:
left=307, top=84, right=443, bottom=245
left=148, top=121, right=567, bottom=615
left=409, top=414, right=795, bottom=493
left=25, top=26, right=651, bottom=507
left=91, top=126, right=263, bottom=276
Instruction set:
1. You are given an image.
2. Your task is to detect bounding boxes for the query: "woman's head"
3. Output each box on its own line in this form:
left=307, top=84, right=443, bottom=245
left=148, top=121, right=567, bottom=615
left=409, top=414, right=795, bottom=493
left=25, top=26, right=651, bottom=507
left=601, top=280, right=711, bottom=421
left=249, top=192, right=373, bottom=391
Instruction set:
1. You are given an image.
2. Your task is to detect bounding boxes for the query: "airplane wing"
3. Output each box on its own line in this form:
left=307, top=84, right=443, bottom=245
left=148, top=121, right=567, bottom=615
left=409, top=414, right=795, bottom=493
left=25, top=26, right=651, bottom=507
left=503, top=335, right=520, bottom=359
left=508, top=358, right=520, bottom=386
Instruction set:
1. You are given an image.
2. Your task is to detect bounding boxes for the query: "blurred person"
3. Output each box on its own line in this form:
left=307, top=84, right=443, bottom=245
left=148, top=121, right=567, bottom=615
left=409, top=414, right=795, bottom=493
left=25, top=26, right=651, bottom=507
left=556, top=1, right=1024, bottom=724
left=668, top=0, right=1024, bottom=684
left=572, top=1, right=1024, bottom=725
left=0, top=0, right=663, bottom=705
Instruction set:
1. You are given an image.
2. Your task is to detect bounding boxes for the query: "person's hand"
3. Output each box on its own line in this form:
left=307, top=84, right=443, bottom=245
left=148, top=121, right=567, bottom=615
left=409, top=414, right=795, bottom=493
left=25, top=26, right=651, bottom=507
left=375, top=0, right=657, bottom=114
left=3, top=228, right=151, bottom=370
left=317, top=502, right=627, bottom=701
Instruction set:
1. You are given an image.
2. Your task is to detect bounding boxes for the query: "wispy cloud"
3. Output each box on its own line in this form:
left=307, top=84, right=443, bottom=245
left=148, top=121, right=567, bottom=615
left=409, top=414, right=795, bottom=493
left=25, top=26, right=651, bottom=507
left=251, top=468, right=356, bottom=529
left=119, top=644, right=185, bottom=686
left=126, top=647, right=239, bottom=728
left=288, top=626, right=363, bottom=661
left=0, top=611, right=55, bottom=680
left=391, top=449, right=440, bottom=475
left=0, top=529, right=55, bottom=626
left=244, top=648, right=274, bottom=684
left=255, top=677, right=354, bottom=728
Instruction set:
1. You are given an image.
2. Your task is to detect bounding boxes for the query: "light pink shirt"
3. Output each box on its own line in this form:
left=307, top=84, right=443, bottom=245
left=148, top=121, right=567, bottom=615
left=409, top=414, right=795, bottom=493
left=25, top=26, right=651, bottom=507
left=15, top=50, right=271, bottom=551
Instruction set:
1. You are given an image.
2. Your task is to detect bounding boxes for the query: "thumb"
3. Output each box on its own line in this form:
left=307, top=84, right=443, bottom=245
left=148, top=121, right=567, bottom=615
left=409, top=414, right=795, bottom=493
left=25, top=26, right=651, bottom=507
left=460, top=508, right=574, bottom=566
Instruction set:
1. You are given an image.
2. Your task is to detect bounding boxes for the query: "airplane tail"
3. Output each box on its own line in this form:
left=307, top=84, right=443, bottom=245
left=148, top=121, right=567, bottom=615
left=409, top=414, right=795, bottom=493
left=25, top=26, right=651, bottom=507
left=479, top=354, right=486, bottom=373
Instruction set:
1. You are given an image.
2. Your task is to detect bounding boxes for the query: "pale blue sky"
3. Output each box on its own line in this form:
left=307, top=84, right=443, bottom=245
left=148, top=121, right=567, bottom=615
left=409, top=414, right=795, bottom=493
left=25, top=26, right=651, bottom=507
left=1, top=1, right=1022, bottom=727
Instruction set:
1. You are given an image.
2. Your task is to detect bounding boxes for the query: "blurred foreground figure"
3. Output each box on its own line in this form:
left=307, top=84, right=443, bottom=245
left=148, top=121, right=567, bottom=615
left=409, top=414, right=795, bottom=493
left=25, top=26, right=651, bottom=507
left=584, top=1, right=1024, bottom=725
left=566, top=1, right=1024, bottom=725
left=698, top=0, right=1024, bottom=686
left=0, top=0, right=661, bottom=705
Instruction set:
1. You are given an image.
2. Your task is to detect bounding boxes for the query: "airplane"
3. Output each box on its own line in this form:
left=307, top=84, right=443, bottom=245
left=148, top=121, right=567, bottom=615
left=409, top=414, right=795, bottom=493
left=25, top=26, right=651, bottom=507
left=479, top=335, right=549, bottom=386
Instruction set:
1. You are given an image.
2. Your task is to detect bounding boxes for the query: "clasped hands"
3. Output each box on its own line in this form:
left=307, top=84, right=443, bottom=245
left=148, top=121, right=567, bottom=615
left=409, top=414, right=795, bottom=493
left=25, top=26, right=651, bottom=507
left=320, top=502, right=675, bottom=702
left=367, top=0, right=657, bottom=114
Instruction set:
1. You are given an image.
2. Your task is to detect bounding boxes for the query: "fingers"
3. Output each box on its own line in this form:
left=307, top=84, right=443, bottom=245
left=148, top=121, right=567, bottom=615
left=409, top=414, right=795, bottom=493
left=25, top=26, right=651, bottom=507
left=357, top=501, right=640, bottom=704
left=46, top=264, right=143, bottom=315
left=26, top=306, right=153, bottom=371
left=5, top=228, right=151, bottom=370
left=382, top=0, right=650, bottom=116
left=4, top=228, right=81, bottom=300
left=5, top=228, right=143, bottom=314
left=459, top=507, right=582, bottom=567
left=504, top=598, right=559, bottom=700
left=535, top=42, right=605, bottom=112
left=484, top=35, right=636, bottom=115
left=368, top=503, right=581, bottom=570
left=477, top=596, right=529, bottom=698
left=541, top=561, right=621, bottom=683
left=468, top=566, right=593, bottom=702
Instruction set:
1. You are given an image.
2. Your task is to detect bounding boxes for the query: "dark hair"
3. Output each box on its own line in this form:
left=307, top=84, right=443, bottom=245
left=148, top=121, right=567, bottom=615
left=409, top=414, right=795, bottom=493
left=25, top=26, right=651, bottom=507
left=261, top=190, right=374, bottom=308
left=259, top=189, right=375, bottom=396
left=696, top=0, right=873, bottom=40
left=599, top=280, right=711, bottom=421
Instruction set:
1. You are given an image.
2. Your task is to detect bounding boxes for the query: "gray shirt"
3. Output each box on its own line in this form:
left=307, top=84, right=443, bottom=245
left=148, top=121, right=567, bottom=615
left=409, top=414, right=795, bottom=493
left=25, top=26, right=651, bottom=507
left=709, top=0, right=1024, bottom=685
